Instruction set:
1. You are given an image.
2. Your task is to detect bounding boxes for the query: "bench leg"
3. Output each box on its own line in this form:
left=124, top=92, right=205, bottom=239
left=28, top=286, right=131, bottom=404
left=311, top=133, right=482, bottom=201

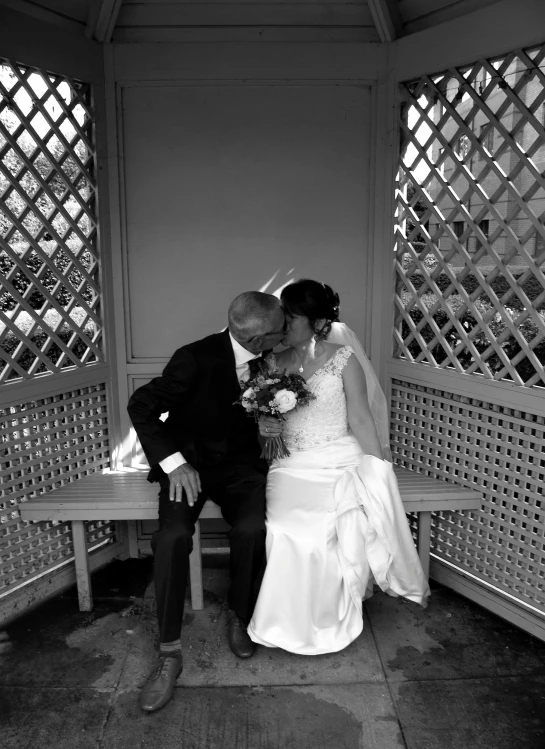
left=417, top=511, right=432, bottom=579
left=126, top=520, right=139, bottom=558
left=72, top=520, right=93, bottom=612
left=189, top=519, right=204, bottom=611
left=117, top=520, right=139, bottom=560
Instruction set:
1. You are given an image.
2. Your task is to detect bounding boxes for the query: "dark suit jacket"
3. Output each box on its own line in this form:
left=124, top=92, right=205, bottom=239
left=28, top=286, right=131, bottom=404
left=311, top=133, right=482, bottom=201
left=127, top=330, right=261, bottom=482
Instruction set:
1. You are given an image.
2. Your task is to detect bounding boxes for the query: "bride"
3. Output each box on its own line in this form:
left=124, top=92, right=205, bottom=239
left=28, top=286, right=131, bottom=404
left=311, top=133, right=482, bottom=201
left=247, top=279, right=430, bottom=655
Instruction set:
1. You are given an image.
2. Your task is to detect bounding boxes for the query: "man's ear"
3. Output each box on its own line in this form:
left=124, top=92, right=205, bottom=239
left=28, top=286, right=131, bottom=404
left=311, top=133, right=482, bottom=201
left=250, top=336, right=264, bottom=354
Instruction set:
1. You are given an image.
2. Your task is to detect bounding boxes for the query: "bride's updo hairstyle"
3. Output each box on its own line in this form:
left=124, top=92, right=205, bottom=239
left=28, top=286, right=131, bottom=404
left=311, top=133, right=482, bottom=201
left=281, top=279, right=340, bottom=340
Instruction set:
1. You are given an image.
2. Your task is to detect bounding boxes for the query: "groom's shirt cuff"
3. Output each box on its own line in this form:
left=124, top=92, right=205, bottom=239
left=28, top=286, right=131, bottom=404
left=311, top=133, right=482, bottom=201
left=159, top=452, right=187, bottom=473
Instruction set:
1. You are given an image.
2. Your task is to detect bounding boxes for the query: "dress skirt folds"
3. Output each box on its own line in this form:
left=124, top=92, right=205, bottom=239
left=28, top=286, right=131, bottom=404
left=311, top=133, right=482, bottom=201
left=247, top=435, right=430, bottom=655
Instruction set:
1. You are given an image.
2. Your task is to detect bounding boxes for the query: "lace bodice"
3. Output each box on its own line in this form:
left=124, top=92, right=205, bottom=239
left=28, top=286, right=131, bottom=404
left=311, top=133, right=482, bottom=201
left=270, top=345, right=354, bottom=451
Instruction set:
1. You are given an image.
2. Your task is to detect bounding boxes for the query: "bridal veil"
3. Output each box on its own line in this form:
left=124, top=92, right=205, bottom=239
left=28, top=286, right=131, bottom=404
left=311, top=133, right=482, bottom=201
left=328, top=321, right=392, bottom=462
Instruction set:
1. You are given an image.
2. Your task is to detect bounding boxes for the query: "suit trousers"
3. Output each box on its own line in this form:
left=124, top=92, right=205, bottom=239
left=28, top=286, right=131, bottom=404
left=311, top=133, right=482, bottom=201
left=152, top=458, right=268, bottom=644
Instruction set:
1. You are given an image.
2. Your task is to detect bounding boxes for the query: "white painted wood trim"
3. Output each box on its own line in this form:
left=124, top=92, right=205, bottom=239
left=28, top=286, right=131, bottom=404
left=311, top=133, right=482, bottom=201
left=368, top=48, right=398, bottom=393
left=111, top=42, right=386, bottom=84
left=71, top=520, right=93, bottom=611
left=0, top=0, right=85, bottom=33
left=113, top=27, right=378, bottom=44
left=0, top=540, right=123, bottom=628
left=0, top=363, right=111, bottom=409
left=392, top=0, right=545, bottom=82
left=126, top=520, right=140, bottom=559
left=417, top=511, right=432, bottom=579
left=94, top=0, right=124, bottom=43
left=103, top=47, right=133, bottom=469
left=127, top=361, right=170, bottom=373
left=430, top=557, right=545, bottom=643
left=92, top=57, right=126, bottom=474
left=389, top=359, right=545, bottom=417
left=115, top=3, right=374, bottom=29
left=363, top=83, right=378, bottom=357
left=118, top=79, right=379, bottom=89
left=402, top=0, right=510, bottom=36
left=368, top=0, right=402, bottom=42
left=85, top=0, right=101, bottom=39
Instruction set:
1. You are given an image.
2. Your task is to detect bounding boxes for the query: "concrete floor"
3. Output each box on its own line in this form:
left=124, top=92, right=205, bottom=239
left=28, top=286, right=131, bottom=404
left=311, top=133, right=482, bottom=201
left=1, top=557, right=545, bottom=749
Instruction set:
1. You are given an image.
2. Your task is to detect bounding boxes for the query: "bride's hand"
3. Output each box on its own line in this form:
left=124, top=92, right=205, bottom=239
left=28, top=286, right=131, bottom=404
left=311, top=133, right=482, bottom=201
left=259, top=415, right=283, bottom=437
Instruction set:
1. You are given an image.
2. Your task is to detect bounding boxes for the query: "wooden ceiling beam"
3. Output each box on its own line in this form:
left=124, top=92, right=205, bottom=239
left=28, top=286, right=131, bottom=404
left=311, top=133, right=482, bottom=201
left=367, top=0, right=403, bottom=42
left=0, top=0, right=84, bottom=33
left=86, top=0, right=123, bottom=43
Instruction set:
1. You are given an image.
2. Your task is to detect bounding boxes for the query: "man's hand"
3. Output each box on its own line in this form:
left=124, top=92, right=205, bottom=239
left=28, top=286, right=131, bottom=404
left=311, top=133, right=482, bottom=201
left=168, top=463, right=202, bottom=506
left=259, top=415, right=283, bottom=438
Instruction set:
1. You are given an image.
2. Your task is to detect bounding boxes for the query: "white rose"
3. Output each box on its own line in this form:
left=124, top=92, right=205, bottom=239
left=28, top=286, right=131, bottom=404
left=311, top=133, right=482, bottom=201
left=273, top=389, right=297, bottom=413
left=242, top=387, right=255, bottom=400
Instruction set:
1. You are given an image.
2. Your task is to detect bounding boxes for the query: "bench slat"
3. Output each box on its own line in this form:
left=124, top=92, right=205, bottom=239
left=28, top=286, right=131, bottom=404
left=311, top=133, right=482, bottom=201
left=19, top=466, right=482, bottom=522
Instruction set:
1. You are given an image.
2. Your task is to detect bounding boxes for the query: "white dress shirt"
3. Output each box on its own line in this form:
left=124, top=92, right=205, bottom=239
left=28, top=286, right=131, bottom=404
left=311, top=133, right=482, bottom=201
left=159, top=332, right=258, bottom=473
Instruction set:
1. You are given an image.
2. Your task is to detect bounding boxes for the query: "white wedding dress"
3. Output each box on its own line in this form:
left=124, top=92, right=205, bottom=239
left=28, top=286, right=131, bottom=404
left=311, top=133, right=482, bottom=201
left=247, top=332, right=430, bottom=655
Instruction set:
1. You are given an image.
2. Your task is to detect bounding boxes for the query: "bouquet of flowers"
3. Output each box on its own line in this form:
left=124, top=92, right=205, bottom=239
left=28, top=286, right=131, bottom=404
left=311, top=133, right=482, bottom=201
left=235, top=369, right=315, bottom=460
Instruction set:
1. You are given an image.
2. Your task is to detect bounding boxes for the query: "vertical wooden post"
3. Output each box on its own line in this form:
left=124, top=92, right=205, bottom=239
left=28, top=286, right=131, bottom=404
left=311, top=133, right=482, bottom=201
left=417, top=511, right=432, bottom=580
left=125, top=520, right=139, bottom=558
left=368, top=48, right=399, bottom=399
left=72, top=520, right=93, bottom=612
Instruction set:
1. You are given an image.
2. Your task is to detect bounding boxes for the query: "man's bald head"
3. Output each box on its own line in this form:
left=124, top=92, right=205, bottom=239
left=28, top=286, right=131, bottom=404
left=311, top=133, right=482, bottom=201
left=228, top=291, right=285, bottom=353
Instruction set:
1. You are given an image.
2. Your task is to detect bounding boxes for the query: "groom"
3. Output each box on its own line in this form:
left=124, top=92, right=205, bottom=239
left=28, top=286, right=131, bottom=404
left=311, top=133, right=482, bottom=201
left=127, top=291, right=286, bottom=712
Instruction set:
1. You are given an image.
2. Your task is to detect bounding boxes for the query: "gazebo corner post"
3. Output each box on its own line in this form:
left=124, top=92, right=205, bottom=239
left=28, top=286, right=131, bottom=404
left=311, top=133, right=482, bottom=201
left=368, top=46, right=400, bottom=411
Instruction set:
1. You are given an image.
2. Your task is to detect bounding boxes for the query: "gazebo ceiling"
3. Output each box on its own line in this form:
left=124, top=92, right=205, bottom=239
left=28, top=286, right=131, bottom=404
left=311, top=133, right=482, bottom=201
left=0, top=0, right=503, bottom=43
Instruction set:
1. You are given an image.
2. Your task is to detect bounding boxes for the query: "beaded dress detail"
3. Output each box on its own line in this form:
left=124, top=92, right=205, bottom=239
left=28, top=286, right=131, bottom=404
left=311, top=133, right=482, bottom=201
left=270, top=345, right=354, bottom=451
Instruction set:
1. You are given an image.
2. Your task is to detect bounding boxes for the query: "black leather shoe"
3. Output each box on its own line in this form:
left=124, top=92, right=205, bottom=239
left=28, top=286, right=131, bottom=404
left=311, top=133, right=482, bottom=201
left=139, top=651, right=183, bottom=713
left=227, top=610, right=256, bottom=658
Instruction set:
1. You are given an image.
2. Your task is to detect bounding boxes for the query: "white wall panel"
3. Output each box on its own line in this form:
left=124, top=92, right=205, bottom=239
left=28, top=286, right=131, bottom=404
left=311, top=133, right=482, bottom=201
left=120, top=83, right=372, bottom=358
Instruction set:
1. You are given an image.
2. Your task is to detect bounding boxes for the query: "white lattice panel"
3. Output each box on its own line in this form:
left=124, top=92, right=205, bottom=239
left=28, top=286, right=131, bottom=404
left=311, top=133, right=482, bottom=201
left=0, top=56, right=102, bottom=383
left=396, top=43, right=545, bottom=388
left=0, top=384, right=112, bottom=595
left=391, top=379, right=545, bottom=612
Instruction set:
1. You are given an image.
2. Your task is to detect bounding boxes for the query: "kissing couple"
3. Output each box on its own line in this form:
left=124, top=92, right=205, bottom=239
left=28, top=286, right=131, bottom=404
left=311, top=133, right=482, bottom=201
left=128, top=278, right=430, bottom=713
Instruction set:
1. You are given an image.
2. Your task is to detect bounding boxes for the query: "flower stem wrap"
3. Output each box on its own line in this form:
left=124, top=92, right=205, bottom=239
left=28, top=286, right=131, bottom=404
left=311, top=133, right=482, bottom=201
left=261, top=433, right=291, bottom=461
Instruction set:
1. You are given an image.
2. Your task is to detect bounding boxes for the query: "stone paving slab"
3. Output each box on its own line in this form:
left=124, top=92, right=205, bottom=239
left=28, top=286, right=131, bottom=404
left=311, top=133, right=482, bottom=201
left=118, top=566, right=385, bottom=691
left=389, top=675, right=545, bottom=749
left=0, top=599, right=134, bottom=688
left=365, top=585, right=545, bottom=682
left=104, top=684, right=404, bottom=749
left=1, top=686, right=111, bottom=749
left=118, top=600, right=384, bottom=691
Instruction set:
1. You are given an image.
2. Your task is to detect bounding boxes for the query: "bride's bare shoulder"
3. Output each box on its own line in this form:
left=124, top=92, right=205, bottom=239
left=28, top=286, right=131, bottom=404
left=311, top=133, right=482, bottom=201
left=322, top=341, right=345, bottom=354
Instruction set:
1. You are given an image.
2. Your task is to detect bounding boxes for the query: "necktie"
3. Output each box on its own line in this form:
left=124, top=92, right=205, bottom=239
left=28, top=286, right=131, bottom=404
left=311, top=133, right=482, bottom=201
left=248, top=356, right=263, bottom=378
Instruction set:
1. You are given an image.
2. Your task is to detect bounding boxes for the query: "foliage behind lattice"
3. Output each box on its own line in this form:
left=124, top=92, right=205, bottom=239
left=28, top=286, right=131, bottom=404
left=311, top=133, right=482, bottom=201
left=0, top=58, right=102, bottom=383
left=395, top=44, right=545, bottom=388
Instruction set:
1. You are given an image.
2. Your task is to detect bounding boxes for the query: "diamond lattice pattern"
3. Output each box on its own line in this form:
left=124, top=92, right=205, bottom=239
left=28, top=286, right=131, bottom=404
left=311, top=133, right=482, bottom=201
left=396, top=44, right=545, bottom=388
left=0, top=57, right=102, bottom=383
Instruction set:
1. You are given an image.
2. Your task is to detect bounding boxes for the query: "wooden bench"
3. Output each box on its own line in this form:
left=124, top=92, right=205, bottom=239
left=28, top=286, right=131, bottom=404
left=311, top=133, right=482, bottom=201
left=19, top=467, right=482, bottom=613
